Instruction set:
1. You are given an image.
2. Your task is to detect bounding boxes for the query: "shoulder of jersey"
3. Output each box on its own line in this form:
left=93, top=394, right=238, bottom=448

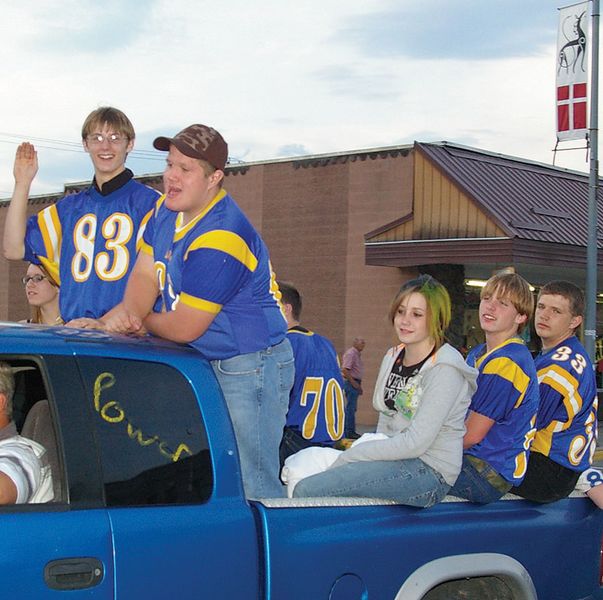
left=287, top=328, right=315, bottom=337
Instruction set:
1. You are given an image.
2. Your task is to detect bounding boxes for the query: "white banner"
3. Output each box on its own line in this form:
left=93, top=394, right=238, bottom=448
left=556, top=2, right=590, bottom=141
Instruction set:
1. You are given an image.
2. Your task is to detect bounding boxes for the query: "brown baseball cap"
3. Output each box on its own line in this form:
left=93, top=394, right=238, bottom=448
left=153, top=124, right=228, bottom=171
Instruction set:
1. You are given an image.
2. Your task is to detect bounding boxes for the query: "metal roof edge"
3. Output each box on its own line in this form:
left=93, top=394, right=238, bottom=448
left=365, top=236, right=512, bottom=246
left=415, top=140, right=593, bottom=179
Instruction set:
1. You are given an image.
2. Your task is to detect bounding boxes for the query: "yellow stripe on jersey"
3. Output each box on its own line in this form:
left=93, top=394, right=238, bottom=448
left=270, top=263, right=286, bottom=319
left=537, top=364, right=583, bottom=426
left=184, top=230, right=258, bottom=271
left=179, top=292, right=222, bottom=314
left=139, top=240, right=153, bottom=256
left=38, top=205, right=62, bottom=264
left=474, top=338, right=523, bottom=370
left=531, top=429, right=554, bottom=456
left=531, top=364, right=584, bottom=456
left=174, top=189, right=228, bottom=241
left=154, top=194, right=167, bottom=214
left=514, top=450, right=528, bottom=479
left=288, top=328, right=315, bottom=336
left=481, top=355, right=531, bottom=408
left=136, top=206, right=155, bottom=252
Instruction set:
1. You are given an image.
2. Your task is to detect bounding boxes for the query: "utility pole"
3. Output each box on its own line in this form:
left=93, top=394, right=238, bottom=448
left=585, top=0, right=599, bottom=361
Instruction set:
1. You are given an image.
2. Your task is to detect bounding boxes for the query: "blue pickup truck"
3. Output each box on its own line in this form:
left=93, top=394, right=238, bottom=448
left=2, top=323, right=602, bottom=600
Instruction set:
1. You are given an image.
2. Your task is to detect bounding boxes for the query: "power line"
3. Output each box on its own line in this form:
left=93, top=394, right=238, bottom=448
left=0, top=133, right=164, bottom=161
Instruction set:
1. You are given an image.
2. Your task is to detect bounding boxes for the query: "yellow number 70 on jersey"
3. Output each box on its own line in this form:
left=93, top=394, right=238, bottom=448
left=300, top=377, right=345, bottom=441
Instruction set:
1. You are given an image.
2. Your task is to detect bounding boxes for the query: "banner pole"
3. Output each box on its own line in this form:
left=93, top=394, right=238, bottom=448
left=585, top=0, right=599, bottom=361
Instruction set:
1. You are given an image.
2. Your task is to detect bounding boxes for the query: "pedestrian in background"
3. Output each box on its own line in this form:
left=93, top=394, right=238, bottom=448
left=342, top=337, right=365, bottom=439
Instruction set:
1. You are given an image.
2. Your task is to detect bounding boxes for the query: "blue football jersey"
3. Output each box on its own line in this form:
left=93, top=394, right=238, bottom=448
left=531, top=336, right=597, bottom=471
left=24, top=179, right=159, bottom=321
left=141, top=189, right=287, bottom=360
left=465, top=338, right=539, bottom=485
left=286, top=327, right=345, bottom=444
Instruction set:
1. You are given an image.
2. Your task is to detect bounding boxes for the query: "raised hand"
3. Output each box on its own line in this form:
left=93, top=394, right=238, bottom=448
left=13, top=142, right=39, bottom=184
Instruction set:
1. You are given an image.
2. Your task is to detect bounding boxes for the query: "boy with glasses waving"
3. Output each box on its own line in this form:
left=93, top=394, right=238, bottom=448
left=3, top=107, right=160, bottom=324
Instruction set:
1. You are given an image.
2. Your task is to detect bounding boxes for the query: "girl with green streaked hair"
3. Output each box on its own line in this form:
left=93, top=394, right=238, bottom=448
left=387, top=274, right=451, bottom=350
left=294, top=274, right=478, bottom=507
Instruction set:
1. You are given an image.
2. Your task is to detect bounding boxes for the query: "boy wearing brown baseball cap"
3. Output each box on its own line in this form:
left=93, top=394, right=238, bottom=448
left=103, top=124, right=293, bottom=499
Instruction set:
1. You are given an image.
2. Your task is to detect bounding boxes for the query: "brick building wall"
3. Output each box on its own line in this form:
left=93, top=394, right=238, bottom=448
left=0, top=149, right=417, bottom=427
left=224, top=152, right=416, bottom=426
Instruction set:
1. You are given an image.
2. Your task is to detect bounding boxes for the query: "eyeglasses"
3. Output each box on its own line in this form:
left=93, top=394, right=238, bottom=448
left=22, top=275, right=47, bottom=285
left=85, top=133, right=128, bottom=145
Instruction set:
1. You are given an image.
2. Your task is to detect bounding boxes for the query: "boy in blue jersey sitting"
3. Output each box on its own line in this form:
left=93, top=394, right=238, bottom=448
left=449, top=271, right=540, bottom=504
left=3, top=107, right=160, bottom=324
left=512, top=281, right=598, bottom=502
left=277, top=281, right=345, bottom=466
left=102, top=124, right=294, bottom=499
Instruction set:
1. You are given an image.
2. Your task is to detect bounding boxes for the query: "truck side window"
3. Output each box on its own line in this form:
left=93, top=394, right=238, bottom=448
left=8, top=359, right=64, bottom=504
left=78, top=358, right=213, bottom=507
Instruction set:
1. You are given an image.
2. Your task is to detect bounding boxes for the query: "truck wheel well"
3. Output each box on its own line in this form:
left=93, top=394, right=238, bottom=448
left=394, top=553, right=537, bottom=600
left=421, top=575, right=516, bottom=600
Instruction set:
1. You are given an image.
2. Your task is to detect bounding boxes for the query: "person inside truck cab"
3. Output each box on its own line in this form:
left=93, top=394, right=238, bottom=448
left=511, top=281, right=597, bottom=503
left=449, top=272, right=540, bottom=504
left=99, top=123, right=294, bottom=500
left=294, top=275, right=478, bottom=507
left=0, top=362, right=53, bottom=505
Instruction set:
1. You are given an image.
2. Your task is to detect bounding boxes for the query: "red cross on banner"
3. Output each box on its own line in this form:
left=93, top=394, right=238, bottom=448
left=557, top=82, right=588, bottom=134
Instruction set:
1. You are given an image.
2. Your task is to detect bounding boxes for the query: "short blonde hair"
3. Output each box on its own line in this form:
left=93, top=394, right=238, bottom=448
left=81, top=106, right=135, bottom=140
left=481, top=272, right=533, bottom=333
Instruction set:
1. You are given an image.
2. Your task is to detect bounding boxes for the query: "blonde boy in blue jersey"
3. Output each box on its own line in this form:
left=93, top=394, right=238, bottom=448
left=449, top=272, right=539, bottom=504
left=512, top=281, right=597, bottom=502
left=277, top=281, right=345, bottom=466
left=3, top=107, right=160, bottom=323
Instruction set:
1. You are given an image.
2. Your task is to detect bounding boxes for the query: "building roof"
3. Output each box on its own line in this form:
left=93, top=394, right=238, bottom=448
left=415, top=141, right=602, bottom=248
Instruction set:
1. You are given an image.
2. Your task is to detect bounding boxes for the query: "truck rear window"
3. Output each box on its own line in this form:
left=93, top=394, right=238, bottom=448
left=77, top=357, right=213, bottom=507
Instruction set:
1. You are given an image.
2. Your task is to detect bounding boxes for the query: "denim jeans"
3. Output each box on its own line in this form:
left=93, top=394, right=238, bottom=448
left=449, top=455, right=511, bottom=504
left=211, top=338, right=294, bottom=499
left=343, top=381, right=360, bottom=437
left=292, top=457, right=450, bottom=508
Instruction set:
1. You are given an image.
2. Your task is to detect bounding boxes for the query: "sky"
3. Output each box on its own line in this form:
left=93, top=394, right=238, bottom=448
left=0, top=0, right=596, bottom=198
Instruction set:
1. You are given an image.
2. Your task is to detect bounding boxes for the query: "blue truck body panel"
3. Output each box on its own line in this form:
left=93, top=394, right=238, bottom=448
left=0, top=323, right=601, bottom=599
left=254, top=498, right=603, bottom=600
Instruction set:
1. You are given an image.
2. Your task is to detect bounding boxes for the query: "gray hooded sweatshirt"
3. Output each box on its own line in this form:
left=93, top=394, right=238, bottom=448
left=333, top=343, right=478, bottom=485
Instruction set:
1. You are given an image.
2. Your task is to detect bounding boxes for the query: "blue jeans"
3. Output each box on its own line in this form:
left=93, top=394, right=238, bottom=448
left=343, top=381, right=360, bottom=437
left=292, top=458, right=450, bottom=508
left=448, top=456, right=511, bottom=504
left=211, top=338, right=294, bottom=499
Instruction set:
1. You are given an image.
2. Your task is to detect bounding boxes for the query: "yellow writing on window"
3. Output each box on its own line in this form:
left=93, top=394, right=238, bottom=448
left=93, top=372, right=192, bottom=462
